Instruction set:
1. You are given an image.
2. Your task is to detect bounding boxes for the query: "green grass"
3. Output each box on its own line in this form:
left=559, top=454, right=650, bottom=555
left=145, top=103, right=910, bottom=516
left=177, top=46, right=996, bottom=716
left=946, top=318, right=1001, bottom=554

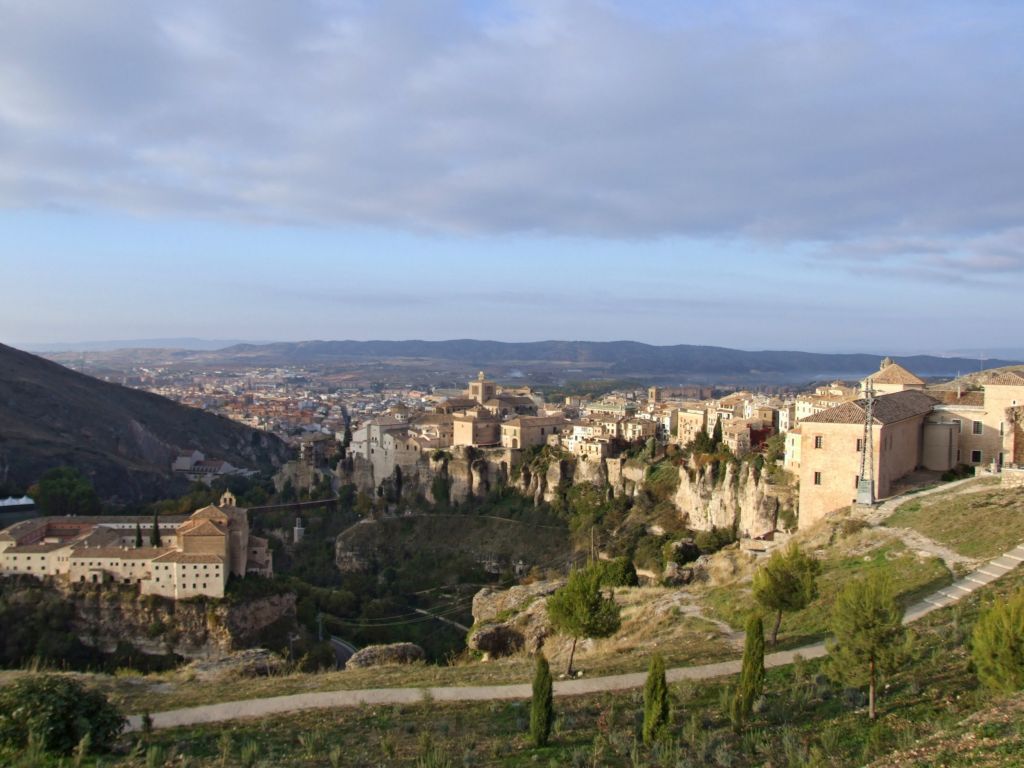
left=885, top=485, right=1024, bottom=560
left=8, top=568, right=1024, bottom=767
left=701, top=533, right=953, bottom=648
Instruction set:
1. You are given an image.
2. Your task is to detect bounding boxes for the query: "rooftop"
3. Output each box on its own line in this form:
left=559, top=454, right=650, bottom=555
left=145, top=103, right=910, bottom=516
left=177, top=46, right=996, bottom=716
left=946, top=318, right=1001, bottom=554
left=802, top=390, right=938, bottom=426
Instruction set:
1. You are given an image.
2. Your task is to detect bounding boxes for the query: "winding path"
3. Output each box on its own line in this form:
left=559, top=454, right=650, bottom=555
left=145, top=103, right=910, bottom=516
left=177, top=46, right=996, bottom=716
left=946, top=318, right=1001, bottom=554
left=130, top=479, right=1019, bottom=732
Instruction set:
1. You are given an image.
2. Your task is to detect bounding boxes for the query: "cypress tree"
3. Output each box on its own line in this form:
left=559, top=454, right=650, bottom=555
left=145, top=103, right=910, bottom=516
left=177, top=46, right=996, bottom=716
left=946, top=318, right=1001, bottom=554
left=731, top=615, right=765, bottom=729
left=711, top=416, right=723, bottom=448
left=134, top=522, right=143, bottom=548
left=530, top=654, right=554, bottom=747
left=642, top=653, right=670, bottom=745
left=149, top=514, right=162, bottom=547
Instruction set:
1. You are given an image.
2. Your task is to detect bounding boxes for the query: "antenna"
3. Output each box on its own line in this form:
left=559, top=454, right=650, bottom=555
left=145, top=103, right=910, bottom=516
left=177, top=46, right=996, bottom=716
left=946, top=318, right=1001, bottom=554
left=857, top=379, right=875, bottom=506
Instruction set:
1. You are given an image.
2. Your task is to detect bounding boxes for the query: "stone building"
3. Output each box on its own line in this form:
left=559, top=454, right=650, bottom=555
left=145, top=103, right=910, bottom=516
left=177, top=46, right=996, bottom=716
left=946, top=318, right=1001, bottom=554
left=0, top=491, right=271, bottom=600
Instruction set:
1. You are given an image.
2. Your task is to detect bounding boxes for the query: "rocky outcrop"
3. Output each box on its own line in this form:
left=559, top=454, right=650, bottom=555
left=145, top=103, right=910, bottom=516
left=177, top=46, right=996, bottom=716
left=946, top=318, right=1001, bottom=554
left=65, top=584, right=296, bottom=660
left=673, top=462, right=789, bottom=538
left=347, top=642, right=425, bottom=668
left=468, top=579, right=565, bottom=659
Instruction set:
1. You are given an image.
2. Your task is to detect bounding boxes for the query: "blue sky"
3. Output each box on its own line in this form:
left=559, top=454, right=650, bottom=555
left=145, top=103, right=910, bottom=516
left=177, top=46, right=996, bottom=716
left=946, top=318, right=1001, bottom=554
left=1, top=1, right=1022, bottom=352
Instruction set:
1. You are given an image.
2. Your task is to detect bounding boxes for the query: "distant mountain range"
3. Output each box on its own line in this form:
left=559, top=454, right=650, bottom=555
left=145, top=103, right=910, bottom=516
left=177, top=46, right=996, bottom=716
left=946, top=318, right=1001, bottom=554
left=0, top=344, right=289, bottom=502
left=205, top=339, right=1021, bottom=379
left=20, top=338, right=264, bottom=352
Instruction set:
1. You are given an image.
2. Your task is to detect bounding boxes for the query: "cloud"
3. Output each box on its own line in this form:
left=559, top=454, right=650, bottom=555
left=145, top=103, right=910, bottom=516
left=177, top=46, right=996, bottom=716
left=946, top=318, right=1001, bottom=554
left=0, top=0, right=1022, bottom=250
left=814, top=227, right=1024, bottom=280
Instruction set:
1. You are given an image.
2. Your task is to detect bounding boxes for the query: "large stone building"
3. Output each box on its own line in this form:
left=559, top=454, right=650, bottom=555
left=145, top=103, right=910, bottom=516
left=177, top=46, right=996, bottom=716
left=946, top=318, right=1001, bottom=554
left=0, top=491, right=271, bottom=600
left=797, top=365, right=1024, bottom=526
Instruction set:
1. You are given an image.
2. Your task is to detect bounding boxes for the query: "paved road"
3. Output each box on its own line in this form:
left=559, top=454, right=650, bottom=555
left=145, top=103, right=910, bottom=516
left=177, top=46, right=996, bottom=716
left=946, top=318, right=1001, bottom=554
left=130, top=479, right=1018, bottom=732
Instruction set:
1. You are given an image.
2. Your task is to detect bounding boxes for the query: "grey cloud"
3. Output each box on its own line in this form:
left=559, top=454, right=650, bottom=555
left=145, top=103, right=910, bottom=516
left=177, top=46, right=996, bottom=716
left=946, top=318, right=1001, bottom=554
left=0, top=0, right=1022, bottom=249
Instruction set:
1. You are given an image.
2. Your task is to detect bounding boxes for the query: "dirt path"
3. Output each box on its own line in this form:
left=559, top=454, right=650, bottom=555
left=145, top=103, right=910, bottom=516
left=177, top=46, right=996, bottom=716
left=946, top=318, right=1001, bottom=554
left=130, top=539, right=1024, bottom=732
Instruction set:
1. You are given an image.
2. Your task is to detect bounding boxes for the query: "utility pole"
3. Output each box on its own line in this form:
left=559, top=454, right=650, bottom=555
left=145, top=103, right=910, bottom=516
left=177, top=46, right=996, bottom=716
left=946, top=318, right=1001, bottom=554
left=856, top=380, right=876, bottom=506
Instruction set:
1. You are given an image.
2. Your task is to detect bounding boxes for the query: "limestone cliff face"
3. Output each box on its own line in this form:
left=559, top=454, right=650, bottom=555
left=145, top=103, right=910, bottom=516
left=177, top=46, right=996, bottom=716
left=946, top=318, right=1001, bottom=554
left=65, top=584, right=296, bottom=660
left=339, top=444, right=789, bottom=541
left=672, top=462, right=788, bottom=538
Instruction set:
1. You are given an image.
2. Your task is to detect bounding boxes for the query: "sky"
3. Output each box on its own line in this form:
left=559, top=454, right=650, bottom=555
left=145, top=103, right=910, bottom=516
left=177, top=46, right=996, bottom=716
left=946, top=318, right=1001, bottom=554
left=1, top=0, right=1022, bottom=353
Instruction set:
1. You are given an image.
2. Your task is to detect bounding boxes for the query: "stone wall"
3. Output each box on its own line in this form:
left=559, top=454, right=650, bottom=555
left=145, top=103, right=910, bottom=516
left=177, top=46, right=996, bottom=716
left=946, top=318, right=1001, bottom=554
left=1002, top=467, right=1024, bottom=488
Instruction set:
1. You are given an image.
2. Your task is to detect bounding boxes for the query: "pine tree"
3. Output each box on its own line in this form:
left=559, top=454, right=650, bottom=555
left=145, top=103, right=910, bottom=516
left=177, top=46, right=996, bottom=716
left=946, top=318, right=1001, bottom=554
left=134, top=522, right=143, bottom=548
left=752, top=543, right=820, bottom=644
left=731, top=615, right=765, bottom=729
left=827, top=573, right=906, bottom=719
left=149, top=513, right=162, bottom=547
left=972, top=588, right=1024, bottom=693
left=547, top=564, right=621, bottom=676
left=642, top=653, right=670, bottom=744
left=530, top=654, right=554, bottom=747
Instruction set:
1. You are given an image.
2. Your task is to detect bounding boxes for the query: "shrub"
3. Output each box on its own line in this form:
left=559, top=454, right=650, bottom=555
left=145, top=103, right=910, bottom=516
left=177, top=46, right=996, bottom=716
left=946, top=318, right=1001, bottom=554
left=972, top=589, right=1024, bottom=692
left=731, top=615, right=765, bottom=729
left=597, top=556, right=639, bottom=587
left=0, top=675, right=125, bottom=755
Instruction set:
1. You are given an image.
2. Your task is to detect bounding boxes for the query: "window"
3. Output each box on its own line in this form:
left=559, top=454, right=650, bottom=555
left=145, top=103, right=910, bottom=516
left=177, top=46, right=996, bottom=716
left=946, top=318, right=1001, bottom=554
left=856, top=438, right=863, bottom=452
left=814, top=436, right=824, bottom=449
left=813, top=472, right=822, bottom=485
left=971, top=450, right=982, bottom=463
left=855, top=476, right=860, bottom=488
left=973, top=421, right=983, bottom=435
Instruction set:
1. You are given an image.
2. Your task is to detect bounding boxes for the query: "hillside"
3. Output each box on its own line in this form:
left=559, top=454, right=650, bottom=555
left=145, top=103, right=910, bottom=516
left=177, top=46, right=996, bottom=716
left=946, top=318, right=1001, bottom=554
left=208, top=339, right=1020, bottom=379
left=0, top=343, right=289, bottom=501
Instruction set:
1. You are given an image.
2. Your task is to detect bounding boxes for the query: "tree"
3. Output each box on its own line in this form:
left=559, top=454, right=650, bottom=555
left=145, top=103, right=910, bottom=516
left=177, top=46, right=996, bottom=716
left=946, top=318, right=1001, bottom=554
left=827, top=573, right=906, bottom=720
left=0, top=675, right=124, bottom=755
left=711, top=416, right=723, bottom=448
left=149, top=513, right=162, bottom=547
left=972, top=588, right=1024, bottom=693
left=751, top=543, right=820, bottom=645
left=642, top=653, right=670, bottom=744
left=547, top=565, right=621, bottom=676
left=30, top=467, right=101, bottom=517
left=134, top=522, right=143, bottom=548
left=530, top=654, right=554, bottom=747
left=731, top=615, right=765, bottom=729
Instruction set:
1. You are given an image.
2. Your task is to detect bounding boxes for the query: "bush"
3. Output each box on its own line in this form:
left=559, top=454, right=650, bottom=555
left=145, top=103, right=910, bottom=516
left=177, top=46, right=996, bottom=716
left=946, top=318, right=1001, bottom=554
left=972, top=589, right=1024, bottom=693
left=0, top=675, right=125, bottom=755
left=597, top=556, right=639, bottom=587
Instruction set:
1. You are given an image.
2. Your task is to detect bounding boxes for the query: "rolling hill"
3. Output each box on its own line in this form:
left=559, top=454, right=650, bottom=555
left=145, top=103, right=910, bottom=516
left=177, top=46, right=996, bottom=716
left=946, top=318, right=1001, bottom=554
left=0, top=343, right=289, bottom=502
left=208, top=339, right=1020, bottom=379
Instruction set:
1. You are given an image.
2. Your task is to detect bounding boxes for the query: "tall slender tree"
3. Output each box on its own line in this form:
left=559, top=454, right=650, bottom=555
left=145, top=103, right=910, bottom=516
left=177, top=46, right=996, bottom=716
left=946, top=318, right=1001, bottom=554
left=731, top=615, right=766, bottom=729
left=134, top=522, right=143, bottom=548
left=530, top=654, right=554, bottom=747
left=149, top=513, right=162, bottom=547
left=642, top=653, right=670, bottom=744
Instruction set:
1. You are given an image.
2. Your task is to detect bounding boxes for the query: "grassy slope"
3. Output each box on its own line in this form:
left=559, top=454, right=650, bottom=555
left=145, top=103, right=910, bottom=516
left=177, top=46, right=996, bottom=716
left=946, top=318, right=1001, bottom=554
left=701, top=527, right=953, bottom=648
left=8, top=564, right=1022, bottom=767
left=885, top=484, right=1024, bottom=560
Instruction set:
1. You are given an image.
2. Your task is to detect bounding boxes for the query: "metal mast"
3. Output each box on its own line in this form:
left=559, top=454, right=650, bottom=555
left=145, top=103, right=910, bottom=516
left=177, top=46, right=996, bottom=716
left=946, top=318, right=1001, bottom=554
left=857, top=379, right=876, bottom=505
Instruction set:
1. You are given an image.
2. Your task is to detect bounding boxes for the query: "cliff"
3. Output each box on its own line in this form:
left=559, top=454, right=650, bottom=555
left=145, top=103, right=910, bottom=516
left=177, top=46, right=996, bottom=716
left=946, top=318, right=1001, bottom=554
left=340, top=444, right=791, bottom=540
left=65, top=583, right=296, bottom=660
left=673, top=462, right=791, bottom=538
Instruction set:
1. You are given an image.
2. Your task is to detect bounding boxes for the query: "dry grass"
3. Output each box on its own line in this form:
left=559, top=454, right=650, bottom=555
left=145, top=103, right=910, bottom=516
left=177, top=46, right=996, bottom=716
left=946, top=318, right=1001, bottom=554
left=885, top=485, right=1024, bottom=560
